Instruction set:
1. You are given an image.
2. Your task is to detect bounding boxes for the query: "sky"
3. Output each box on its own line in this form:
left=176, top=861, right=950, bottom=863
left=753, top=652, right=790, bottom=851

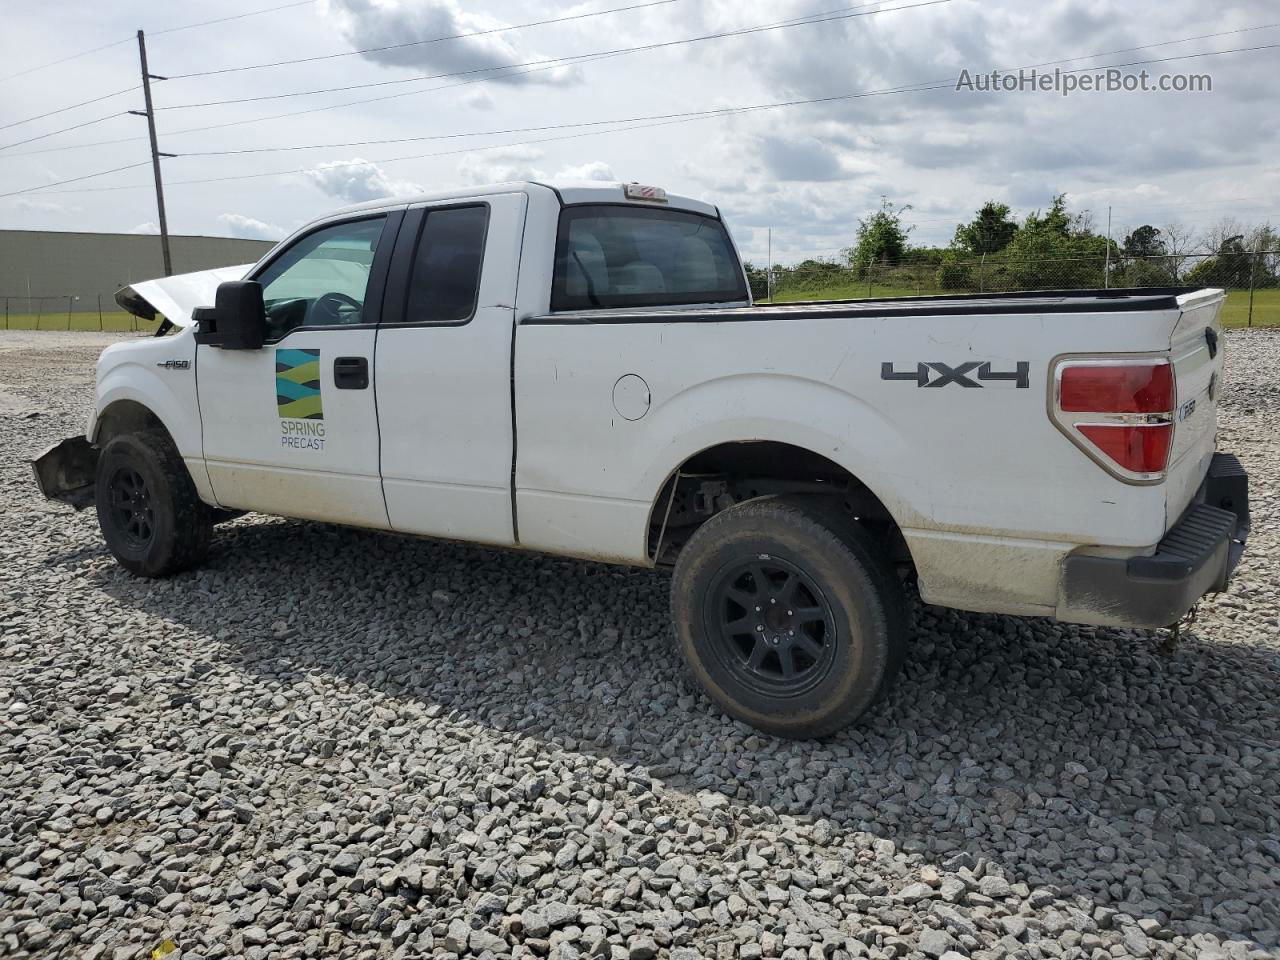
left=1, top=0, right=1277, bottom=266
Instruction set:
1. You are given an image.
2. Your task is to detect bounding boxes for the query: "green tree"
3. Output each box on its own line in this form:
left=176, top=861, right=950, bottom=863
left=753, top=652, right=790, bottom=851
left=741, top=261, right=770, bottom=300
left=952, top=201, right=1019, bottom=255
left=846, top=199, right=913, bottom=277
left=1114, top=225, right=1172, bottom=286
left=936, top=251, right=974, bottom=290
left=996, top=194, right=1114, bottom=290
left=1020, top=193, right=1076, bottom=240
left=1122, top=225, right=1167, bottom=259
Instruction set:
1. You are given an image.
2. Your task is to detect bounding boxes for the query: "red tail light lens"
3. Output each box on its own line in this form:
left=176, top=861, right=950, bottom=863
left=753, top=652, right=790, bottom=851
left=1077, top=424, right=1173, bottom=474
left=1052, top=358, right=1176, bottom=481
left=1059, top=363, right=1173, bottom=413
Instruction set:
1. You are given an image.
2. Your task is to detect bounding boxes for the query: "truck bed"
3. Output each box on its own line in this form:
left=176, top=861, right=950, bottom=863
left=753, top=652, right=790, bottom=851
left=523, top=287, right=1197, bottom=324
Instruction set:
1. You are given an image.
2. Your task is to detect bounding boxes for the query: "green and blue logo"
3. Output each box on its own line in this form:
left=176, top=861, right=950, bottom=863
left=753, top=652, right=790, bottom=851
left=275, top=348, right=323, bottom=420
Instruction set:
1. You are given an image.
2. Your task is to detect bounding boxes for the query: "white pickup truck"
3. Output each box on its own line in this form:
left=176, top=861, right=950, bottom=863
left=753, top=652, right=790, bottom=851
left=33, top=180, right=1249, bottom=737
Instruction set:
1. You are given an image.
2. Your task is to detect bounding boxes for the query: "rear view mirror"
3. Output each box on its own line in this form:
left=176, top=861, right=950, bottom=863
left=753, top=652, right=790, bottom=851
left=192, top=280, right=266, bottom=350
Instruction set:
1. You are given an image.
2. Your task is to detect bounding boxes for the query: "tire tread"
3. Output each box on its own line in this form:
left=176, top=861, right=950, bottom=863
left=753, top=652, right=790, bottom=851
left=95, top=429, right=211, bottom=577
left=671, top=495, right=907, bottom=737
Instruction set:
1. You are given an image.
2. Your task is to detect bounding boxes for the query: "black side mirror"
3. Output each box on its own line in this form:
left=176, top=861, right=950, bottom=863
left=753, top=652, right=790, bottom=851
left=193, top=280, right=266, bottom=350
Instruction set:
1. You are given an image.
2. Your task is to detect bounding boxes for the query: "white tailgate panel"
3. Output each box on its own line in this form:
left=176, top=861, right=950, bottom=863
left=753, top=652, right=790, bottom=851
left=1165, top=291, right=1225, bottom=523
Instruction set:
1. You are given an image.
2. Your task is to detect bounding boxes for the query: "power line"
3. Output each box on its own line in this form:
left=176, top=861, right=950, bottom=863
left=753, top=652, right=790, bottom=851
left=171, top=35, right=1280, bottom=158
left=0, top=0, right=319, bottom=85
left=0, top=84, right=139, bottom=133
left=150, top=0, right=317, bottom=37
left=0, top=36, right=133, bottom=85
left=6, top=16, right=1273, bottom=160
left=14, top=78, right=961, bottom=197
left=1, top=52, right=620, bottom=156
left=0, top=160, right=151, bottom=200
left=990, top=21, right=1280, bottom=76
left=42, top=0, right=901, bottom=149
left=16, top=39, right=1280, bottom=199
left=0, top=0, right=884, bottom=154
left=122, top=15, right=1280, bottom=142
left=166, top=0, right=685, bottom=79
left=0, top=112, right=130, bottom=153
left=155, top=1, right=941, bottom=110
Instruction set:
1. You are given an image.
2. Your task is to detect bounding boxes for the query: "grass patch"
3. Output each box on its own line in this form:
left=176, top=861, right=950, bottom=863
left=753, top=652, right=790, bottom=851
left=766, top=285, right=1280, bottom=328
left=6, top=289, right=1277, bottom=332
left=0, top=311, right=159, bottom=332
left=1218, top=289, right=1280, bottom=328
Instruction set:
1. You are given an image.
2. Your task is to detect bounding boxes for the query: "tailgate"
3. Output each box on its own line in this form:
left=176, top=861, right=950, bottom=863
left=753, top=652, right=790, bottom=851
left=1165, top=288, right=1226, bottom=523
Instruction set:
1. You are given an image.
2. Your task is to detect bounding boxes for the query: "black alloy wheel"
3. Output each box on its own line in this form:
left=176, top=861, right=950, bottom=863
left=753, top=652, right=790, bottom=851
left=706, top=556, right=837, bottom=697
left=107, top=465, right=156, bottom=549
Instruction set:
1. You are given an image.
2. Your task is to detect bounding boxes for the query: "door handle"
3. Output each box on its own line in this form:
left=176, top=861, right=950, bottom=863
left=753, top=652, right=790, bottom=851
left=334, top=356, right=369, bottom=390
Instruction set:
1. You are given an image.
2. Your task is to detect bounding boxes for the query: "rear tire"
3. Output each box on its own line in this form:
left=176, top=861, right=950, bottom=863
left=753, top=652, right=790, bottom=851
left=671, top=496, right=906, bottom=738
left=95, top=429, right=212, bottom=577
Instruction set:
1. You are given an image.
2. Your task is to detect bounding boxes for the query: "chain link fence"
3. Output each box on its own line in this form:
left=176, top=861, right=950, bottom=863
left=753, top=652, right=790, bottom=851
left=755, top=250, right=1280, bottom=327
left=6, top=250, right=1279, bottom=330
left=1, top=294, right=153, bottom=332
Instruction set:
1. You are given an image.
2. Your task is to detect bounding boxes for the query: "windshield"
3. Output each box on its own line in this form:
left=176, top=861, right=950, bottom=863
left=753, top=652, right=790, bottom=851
left=551, top=205, right=747, bottom=311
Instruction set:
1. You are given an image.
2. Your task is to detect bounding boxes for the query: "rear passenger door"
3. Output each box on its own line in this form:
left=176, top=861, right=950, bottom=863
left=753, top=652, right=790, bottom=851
left=374, top=192, right=528, bottom=545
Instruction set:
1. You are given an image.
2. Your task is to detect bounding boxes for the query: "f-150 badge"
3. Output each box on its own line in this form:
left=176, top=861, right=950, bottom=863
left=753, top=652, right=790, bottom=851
left=881, top=361, right=1030, bottom=388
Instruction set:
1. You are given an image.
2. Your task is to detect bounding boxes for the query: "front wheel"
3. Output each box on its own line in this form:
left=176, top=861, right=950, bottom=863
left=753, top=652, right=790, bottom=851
left=671, top=497, right=907, bottom=738
left=94, top=429, right=212, bottom=577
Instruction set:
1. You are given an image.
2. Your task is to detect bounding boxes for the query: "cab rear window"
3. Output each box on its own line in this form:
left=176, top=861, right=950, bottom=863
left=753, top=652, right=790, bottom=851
left=551, top=205, right=747, bottom=311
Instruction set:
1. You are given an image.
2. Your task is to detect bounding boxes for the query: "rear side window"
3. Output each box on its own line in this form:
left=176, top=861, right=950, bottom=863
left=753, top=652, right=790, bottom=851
left=551, top=205, right=747, bottom=311
left=405, top=205, right=488, bottom=324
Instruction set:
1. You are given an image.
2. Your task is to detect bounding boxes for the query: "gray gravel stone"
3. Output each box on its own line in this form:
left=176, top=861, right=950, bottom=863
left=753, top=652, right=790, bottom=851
left=918, top=927, right=955, bottom=958
left=1, top=328, right=1278, bottom=960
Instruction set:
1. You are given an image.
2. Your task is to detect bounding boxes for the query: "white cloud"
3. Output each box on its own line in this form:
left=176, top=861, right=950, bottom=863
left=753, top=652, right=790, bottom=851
left=217, top=213, right=284, bottom=241
left=455, top=146, right=547, bottom=186
left=463, top=88, right=495, bottom=110
left=10, top=198, right=67, bottom=214
left=303, top=159, right=424, bottom=203
left=554, top=161, right=616, bottom=182
left=129, top=222, right=160, bottom=235
left=321, top=0, right=579, bottom=86
left=757, top=137, right=851, bottom=182
left=454, top=151, right=619, bottom=186
left=3, top=0, right=1275, bottom=267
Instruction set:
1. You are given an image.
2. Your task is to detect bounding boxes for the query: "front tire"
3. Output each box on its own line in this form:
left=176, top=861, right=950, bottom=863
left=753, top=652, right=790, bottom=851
left=94, top=429, right=212, bottom=577
left=671, top=497, right=906, bottom=738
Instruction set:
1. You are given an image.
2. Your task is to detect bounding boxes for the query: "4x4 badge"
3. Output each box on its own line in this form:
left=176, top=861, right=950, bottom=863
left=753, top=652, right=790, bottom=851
left=881, top=361, right=1030, bottom=388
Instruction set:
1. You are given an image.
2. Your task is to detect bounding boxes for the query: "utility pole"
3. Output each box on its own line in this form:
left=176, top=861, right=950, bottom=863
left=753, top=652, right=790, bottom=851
left=766, top=228, right=773, bottom=302
left=132, top=30, right=174, bottom=276
left=1103, top=205, right=1112, bottom=289
left=1247, top=235, right=1262, bottom=328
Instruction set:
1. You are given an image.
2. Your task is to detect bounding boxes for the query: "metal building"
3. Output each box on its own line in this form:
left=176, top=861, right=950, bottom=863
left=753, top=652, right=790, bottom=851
left=0, top=229, right=276, bottom=315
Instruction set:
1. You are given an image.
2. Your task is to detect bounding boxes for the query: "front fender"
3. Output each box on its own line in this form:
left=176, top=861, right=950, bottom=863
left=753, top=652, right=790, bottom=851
left=91, top=335, right=201, bottom=458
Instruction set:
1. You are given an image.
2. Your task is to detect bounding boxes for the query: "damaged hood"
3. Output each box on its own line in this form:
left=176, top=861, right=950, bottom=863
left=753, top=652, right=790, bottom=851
left=116, top=264, right=253, bottom=328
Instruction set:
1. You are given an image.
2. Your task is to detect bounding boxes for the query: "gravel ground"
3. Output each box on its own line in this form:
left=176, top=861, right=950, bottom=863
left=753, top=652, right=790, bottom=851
left=1, top=328, right=1277, bottom=960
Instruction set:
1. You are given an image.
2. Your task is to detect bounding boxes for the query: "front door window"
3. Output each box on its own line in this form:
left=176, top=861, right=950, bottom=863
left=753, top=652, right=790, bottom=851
left=255, top=216, right=387, bottom=339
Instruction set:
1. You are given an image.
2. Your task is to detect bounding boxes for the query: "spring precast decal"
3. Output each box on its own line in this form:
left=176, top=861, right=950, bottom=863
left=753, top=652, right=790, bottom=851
left=275, top=348, right=323, bottom=419
left=275, top=348, right=326, bottom=450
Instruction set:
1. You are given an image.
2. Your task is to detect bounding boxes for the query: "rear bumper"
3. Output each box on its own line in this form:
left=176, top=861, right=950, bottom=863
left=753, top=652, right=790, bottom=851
left=1058, top=452, right=1249, bottom=628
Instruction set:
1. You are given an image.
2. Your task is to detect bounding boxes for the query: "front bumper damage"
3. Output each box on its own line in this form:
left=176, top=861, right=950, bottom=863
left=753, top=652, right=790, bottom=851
left=31, top=436, right=99, bottom=510
left=1059, top=452, right=1250, bottom=629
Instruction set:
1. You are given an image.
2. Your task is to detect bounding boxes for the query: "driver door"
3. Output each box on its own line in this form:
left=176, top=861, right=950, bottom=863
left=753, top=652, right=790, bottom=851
left=195, top=210, right=403, bottom=528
